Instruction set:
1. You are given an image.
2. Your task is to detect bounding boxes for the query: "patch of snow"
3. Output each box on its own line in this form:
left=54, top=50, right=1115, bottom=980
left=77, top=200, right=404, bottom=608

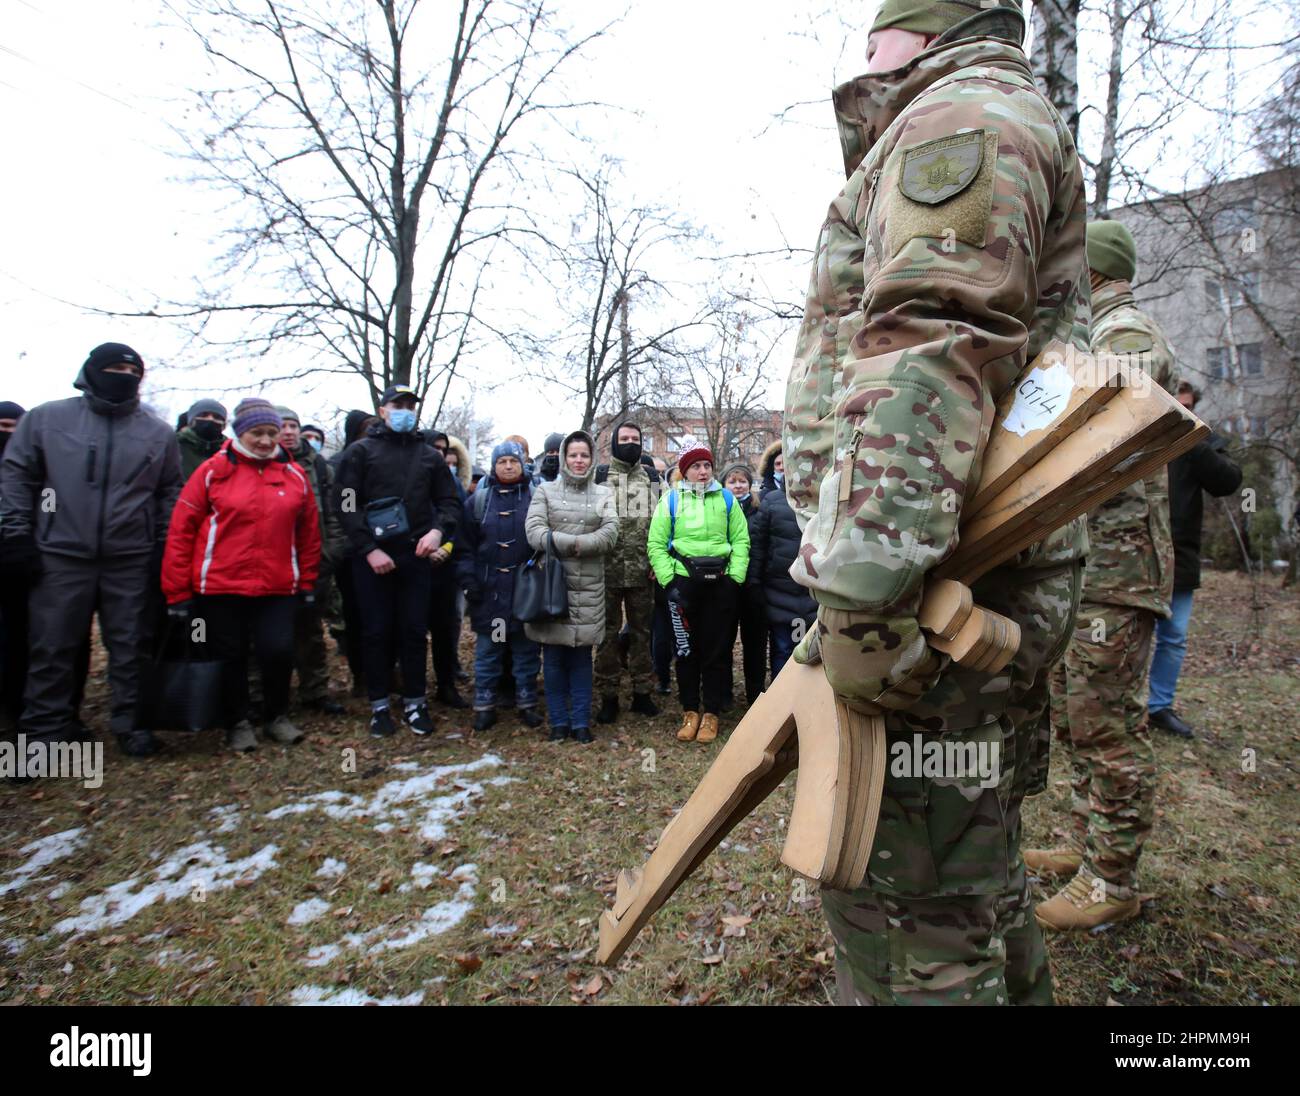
left=0, top=828, right=87, bottom=896
left=287, top=898, right=331, bottom=926
left=46, top=882, right=71, bottom=900
left=52, top=842, right=280, bottom=935
left=399, top=863, right=441, bottom=893
left=315, top=859, right=347, bottom=879
left=209, top=806, right=241, bottom=834
left=390, top=762, right=421, bottom=772
left=290, top=986, right=424, bottom=1007
left=265, top=756, right=503, bottom=843
left=3, top=937, right=26, bottom=956
left=483, top=923, right=518, bottom=938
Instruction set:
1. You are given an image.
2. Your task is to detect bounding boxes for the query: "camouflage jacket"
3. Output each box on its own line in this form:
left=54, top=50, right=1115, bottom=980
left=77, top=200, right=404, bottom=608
left=1081, top=279, right=1178, bottom=616
left=783, top=35, right=1090, bottom=712
left=601, top=455, right=657, bottom=589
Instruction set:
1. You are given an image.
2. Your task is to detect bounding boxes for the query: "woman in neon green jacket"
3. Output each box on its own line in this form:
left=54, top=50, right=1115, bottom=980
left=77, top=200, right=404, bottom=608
left=647, top=446, right=750, bottom=746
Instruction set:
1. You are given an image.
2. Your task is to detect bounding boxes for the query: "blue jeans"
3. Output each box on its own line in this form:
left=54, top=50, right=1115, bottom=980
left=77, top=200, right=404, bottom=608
left=1148, top=589, right=1195, bottom=713
left=769, top=624, right=798, bottom=679
left=542, top=644, right=594, bottom=730
left=474, top=631, right=540, bottom=712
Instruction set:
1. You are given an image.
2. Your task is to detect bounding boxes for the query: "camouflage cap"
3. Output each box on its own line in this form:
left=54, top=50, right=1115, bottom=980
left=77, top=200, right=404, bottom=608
left=871, top=0, right=1025, bottom=43
left=1086, top=220, right=1138, bottom=282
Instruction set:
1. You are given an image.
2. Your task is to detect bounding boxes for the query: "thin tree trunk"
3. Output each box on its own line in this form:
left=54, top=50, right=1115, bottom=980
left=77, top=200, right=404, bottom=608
left=1031, top=0, right=1081, bottom=141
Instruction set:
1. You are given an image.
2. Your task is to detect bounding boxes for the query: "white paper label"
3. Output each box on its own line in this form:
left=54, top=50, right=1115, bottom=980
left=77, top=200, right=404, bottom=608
left=1003, top=363, right=1074, bottom=438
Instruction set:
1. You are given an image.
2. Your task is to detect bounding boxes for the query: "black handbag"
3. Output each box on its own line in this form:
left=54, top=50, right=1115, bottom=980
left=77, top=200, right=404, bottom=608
left=513, top=532, right=569, bottom=624
left=135, top=622, right=232, bottom=733
left=675, top=552, right=729, bottom=583
left=363, top=444, right=426, bottom=543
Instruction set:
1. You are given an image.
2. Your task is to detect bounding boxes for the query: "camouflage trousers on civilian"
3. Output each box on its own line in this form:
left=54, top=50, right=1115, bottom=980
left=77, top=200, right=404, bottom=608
left=594, top=584, right=654, bottom=698
left=822, top=560, right=1082, bottom=1005
left=1048, top=602, right=1156, bottom=899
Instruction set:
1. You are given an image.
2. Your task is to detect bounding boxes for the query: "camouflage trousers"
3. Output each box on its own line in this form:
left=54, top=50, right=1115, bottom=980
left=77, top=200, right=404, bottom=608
left=822, top=562, right=1082, bottom=1005
left=1048, top=603, right=1156, bottom=899
left=594, top=584, right=654, bottom=698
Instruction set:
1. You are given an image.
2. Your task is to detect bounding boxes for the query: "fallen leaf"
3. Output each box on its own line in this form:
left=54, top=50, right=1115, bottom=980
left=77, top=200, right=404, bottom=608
left=580, top=975, right=603, bottom=996
left=454, top=954, right=483, bottom=974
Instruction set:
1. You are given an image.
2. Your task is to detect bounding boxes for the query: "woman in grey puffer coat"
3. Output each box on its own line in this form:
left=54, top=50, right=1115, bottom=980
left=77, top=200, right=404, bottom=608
left=525, top=430, right=618, bottom=744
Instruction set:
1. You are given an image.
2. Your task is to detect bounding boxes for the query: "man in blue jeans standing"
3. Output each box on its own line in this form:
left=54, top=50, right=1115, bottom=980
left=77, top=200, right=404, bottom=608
left=1148, top=383, right=1242, bottom=740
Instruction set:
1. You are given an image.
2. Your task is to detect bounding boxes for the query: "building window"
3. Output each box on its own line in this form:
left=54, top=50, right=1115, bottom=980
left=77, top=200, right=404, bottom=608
left=1238, top=343, right=1262, bottom=376
left=1206, top=346, right=1226, bottom=380
left=1228, top=271, right=1259, bottom=307
left=1249, top=416, right=1268, bottom=437
left=1204, top=278, right=1221, bottom=307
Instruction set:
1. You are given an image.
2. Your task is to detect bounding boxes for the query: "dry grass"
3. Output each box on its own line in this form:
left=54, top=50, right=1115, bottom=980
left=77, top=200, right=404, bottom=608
left=1, top=571, right=1295, bottom=1006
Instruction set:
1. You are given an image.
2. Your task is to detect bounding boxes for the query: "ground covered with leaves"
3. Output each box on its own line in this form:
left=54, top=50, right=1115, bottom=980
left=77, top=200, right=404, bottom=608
left=2, top=572, right=1296, bottom=1006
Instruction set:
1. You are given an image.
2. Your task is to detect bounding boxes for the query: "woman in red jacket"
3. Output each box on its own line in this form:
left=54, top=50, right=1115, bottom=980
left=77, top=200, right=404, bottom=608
left=162, top=398, right=322, bottom=752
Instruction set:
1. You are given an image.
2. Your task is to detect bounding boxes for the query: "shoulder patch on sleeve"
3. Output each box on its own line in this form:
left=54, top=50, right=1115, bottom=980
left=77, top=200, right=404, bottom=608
left=887, top=129, right=998, bottom=257
left=1104, top=331, right=1155, bottom=355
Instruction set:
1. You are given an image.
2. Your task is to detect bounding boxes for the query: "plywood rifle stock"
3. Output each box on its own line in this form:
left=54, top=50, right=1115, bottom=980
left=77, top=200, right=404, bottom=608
left=598, top=343, right=1208, bottom=966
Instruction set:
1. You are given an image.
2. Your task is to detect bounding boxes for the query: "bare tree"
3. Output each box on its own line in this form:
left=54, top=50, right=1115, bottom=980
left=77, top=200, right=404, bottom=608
left=1031, top=0, right=1082, bottom=139
left=114, top=0, right=605, bottom=414
left=433, top=393, right=495, bottom=464
left=539, top=159, right=706, bottom=432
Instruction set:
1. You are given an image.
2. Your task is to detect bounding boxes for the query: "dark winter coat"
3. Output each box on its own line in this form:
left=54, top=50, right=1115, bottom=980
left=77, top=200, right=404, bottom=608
left=456, top=475, right=535, bottom=635
left=1170, top=432, right=1243, bottom=591
left=0, top=365, right=182, bottom=560
left=177, top=426, right=224, bottom=483
left=334, top=425, right=461, bottom=557
left=747, top=487, right=817, bottom=632
left=292, top=442, right=347, bottom=570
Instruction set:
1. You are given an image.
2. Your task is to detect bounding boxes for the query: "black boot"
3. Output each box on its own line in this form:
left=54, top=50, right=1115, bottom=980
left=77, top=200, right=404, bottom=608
left=596, top=695, right=620, bottom=724
left=473, top=709, right=498, bottom=733
left=547, top=724, right=570, bottom=743
left=572, top=727, right=594, bottom=745
left=630, top=693, right=659, bottom=717
left=1149, top=708, right=1195, bottom=739
left=518, top=706, right=544, bottom=729
left=117, top=729, right=160, bottom=758
left=436, top=686, right=469, bottom=710
left=307, top=697, right=346, bottom=716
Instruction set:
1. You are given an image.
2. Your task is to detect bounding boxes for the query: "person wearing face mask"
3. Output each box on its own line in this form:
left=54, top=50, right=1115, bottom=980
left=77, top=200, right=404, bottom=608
left=537, top=432, right=564, bottom=484
left=0, top=343, right=182, bottom=758
left=177, top=399, right=229, bottom=482
left=334, top=386, right=461, bottom=739
left=592, top=421, right=660, bottom=725
left=0, top=401, right=30, bottom=730
left=271, top=406, right=348, bottom=716
left=647, top=447, right=751, bottom=746
left=524, top=431, right=619, bottom=744
left=719, top=462, right=767, bottom=707
left=757, top=443, right=784, bottom=501
left=163, top=399, right=322, bottom=752
left=782, top=0, right=1089, bottom=1005
left=301, top=424, right=326, bottom=455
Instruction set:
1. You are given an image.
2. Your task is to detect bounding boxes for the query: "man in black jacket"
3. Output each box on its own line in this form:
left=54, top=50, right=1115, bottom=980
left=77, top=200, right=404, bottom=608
left=0, top=344, right=182, bottom=757
left=334, top=385, right=461, bottom=738
left=0, top=401, right=29, bottom=731
left=1148, top=383, right=1243, bottom=739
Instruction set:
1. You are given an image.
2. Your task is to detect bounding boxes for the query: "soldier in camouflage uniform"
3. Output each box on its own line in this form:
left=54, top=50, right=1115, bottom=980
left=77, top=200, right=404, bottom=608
left=1031, top=221, right=1178, bottom=931
left=594, top=422, right=661, bottom=722
left=783, top=0, right=1090, bottom=1004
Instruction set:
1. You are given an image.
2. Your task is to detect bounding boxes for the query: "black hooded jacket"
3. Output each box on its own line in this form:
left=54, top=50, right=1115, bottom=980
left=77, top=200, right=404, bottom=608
left=334, top=423, right=461, bottom=556
left=1170, top=433, right=1243, bottom=591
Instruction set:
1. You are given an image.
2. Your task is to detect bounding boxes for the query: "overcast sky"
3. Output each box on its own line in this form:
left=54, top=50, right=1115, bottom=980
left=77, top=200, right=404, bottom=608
left=1, top=0, right=1283, bottom=459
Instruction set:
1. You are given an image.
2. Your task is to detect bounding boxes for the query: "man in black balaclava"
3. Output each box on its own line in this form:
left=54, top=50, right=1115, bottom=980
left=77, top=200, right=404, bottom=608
left=0, top=344, right=182, bottom=758
left=176, top=398, right=229, bottom=482
left=0, top=401, right=29, bottom=729
left=538, top=432, right=564, bottom=483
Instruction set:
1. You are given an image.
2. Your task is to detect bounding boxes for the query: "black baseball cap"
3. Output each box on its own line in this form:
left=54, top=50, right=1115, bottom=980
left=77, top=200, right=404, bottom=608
left=380, top=385, right=421, bottom=406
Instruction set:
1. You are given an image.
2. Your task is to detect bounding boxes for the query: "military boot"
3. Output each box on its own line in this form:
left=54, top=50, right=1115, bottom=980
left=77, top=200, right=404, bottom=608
left=1035, top=872, right=1141, bottom=932
left=1024, top=846, right=1084, bottom=876
left=265, top=716, right=305, bottom=746
left=226, top=720, right=258, bottom=754
left=676, top=712, right=701, bottom=742
left=696, top=713, right=719, bottom=744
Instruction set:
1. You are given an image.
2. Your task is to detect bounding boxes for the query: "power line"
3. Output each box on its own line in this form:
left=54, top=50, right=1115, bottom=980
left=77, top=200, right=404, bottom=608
left=0, top=40, right=138, bottom=111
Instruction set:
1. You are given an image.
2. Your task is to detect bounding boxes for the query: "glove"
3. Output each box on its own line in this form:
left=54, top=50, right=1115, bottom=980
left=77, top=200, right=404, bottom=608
left=802, top=607, right=948, bottom=717
left=300, top=591, right=317, bottom=609
left=665, top=575, right=689, bottom=610
left=167, top=600, right=195, bottom=621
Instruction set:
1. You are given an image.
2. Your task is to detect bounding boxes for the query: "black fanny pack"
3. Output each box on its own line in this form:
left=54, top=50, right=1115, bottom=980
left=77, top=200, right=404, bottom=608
left=365, top=497, right=410, bottom=542
left=673, top=550, right=728, bottom=583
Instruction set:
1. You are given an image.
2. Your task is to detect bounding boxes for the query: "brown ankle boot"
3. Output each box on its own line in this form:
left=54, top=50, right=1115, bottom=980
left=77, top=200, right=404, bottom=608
left=696, top=713, right=719, bottom=744
left=1024, top=846, right=1084, bottom=876
left=677, top=711, right=701, bottom=742
left=1035, top=872, right=1141, bottom=932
